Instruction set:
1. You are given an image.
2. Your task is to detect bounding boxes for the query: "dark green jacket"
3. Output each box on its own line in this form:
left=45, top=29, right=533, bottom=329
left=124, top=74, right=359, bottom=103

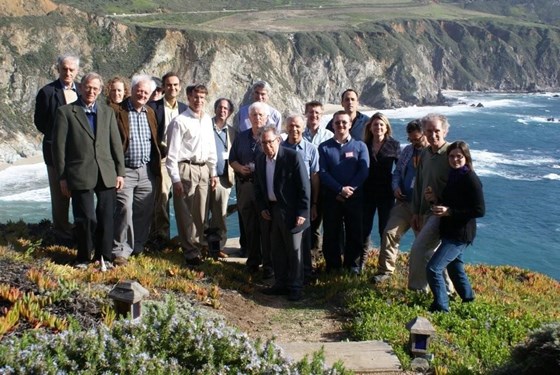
left=52, top=100, right=125, bottom=190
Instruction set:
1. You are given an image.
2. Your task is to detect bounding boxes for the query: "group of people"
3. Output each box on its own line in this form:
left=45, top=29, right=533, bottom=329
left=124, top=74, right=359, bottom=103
left=35, top=53, right=485, bottom=309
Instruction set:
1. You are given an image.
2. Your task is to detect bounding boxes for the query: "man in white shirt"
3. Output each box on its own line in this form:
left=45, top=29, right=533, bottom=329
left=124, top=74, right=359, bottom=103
left=166, top=84, right=218, bottom=266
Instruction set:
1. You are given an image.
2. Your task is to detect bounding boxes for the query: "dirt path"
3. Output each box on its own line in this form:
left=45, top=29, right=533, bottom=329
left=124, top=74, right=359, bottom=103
left=213, top=288, right=349, bottom=343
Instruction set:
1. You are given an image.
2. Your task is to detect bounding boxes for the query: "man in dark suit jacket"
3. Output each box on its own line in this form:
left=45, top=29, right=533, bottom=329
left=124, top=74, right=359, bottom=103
left=147, top=72, right=188, bottom=243
left=254, top=125, right=310, bottom=301
left=34, top=53, right=80, bottom=240
left=110, top=75, right=161, bottom=265
left=52, top=73, right=125, bottom=266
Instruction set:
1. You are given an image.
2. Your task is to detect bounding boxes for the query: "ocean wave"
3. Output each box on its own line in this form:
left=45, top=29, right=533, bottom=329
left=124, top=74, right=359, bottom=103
left=515, top=115, right=560, bottom=125
left=0, top=163, right=47, bottom=194
left=473, top=149, right=558, bottom=181
left=473, top=150, right=557, bottom=167
left=543, top=173, right=560, bottom=180
left=0, top=187, right=51, bottom=202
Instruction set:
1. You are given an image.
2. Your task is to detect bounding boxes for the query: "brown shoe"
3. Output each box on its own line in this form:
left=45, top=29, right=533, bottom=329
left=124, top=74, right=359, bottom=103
left=217, top=251, right=228, bottom=259
left=113, top=256, right=128, bottom=266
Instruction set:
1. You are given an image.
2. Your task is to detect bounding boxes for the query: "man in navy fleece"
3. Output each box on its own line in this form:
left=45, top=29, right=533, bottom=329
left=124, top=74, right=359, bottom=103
left=318, top=111, right=369, bottom=274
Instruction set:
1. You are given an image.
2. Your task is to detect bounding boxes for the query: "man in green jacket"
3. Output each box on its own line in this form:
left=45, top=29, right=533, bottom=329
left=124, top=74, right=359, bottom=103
left=52, top=72, right=125, bottom=267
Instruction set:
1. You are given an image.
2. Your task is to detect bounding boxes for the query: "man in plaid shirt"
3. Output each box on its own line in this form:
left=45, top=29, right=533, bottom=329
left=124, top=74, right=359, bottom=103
left=110, top=74, right=161, bottom=265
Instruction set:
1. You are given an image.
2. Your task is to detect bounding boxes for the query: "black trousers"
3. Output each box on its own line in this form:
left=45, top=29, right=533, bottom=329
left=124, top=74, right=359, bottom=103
left=322, top=191, right=363, bottom=271
left=71, top=183, right=116, bottom=262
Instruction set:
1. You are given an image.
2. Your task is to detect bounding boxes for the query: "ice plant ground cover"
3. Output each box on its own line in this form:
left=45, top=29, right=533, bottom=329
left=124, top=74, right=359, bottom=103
left=0, top=220, right=559, bottom=374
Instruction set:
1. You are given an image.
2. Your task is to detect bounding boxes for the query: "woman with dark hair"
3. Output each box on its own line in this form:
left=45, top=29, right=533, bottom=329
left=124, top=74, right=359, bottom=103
left=425, top=141, right=485, bottom=312
left=105, top=76, right=130, bottom=105
left=362, top=112, right=400, bottom=266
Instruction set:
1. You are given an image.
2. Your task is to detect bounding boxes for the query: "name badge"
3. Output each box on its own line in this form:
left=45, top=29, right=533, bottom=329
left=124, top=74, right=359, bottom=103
left=222, top=151, right=229, bottom=160
left=345, top=151, right=354, bottom=158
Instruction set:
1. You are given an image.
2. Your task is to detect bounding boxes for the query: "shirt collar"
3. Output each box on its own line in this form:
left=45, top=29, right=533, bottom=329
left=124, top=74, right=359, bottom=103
left=127, top=99, right=147, bottom=113
left=212, top=117, right=229, bottom=131
left=59, top=80, right=76, bottom=91
left=335, top=135, right=351, bottom=145
left=164, top=98, right=178, bottom=110
left=78, top=98, right=97, bottom=113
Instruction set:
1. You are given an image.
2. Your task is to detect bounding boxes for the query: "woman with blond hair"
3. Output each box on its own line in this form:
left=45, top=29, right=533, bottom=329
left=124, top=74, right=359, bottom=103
left=362, top=112, right=400, bottom=267
left=105, top=76, right=130, bottom=105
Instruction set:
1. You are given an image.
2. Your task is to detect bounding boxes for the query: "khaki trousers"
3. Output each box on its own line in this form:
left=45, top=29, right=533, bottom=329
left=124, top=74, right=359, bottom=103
left=208, top=175, right=232, bottom=249
left=378, top=201, right=416, bottom=275
left=407, top=214, right=455, bottom=294
left=173, top=162, right=209, bottom=259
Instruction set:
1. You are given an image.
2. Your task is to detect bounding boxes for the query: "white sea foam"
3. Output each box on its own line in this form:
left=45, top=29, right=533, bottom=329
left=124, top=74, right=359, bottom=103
left=472, top=149, right=558, bottom=181
left=0, top=187, right=51, bottom=202
left=543, top=173, right=560, bottom=180
left=0, top=163, right=49, bottom=201
left=515, top=115, right=560, bottom=124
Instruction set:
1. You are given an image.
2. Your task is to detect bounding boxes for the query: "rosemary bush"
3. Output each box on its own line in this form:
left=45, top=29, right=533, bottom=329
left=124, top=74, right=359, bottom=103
left=0, top=297, right=351, bottom=374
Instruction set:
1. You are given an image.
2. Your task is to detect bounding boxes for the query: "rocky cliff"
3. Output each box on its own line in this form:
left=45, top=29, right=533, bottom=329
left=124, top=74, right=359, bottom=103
left=1, top=2, right=560, bottom=163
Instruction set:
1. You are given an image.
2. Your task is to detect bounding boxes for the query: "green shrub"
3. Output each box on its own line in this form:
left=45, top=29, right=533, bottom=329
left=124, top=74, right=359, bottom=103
left=494, top=322, right=560, bottom=375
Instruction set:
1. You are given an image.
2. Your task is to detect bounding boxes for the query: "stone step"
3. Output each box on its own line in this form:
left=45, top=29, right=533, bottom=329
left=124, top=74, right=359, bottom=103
left=278, top=341, right=402, bottom=374
left=220, top=238, right=403, bottom=373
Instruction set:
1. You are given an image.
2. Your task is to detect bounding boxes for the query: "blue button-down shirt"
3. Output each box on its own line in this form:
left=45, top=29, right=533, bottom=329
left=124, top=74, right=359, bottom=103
left=281, top=138, right=319, bottom=179
left=303, top=127, right=334, bottom=147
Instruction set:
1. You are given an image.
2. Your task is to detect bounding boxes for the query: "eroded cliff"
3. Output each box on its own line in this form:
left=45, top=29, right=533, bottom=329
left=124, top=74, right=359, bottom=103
left=1, top=3, right=559, bottom=162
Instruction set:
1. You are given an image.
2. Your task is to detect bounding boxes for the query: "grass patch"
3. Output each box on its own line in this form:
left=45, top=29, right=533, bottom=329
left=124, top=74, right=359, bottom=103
left=346, top=254, right=560, bottom=373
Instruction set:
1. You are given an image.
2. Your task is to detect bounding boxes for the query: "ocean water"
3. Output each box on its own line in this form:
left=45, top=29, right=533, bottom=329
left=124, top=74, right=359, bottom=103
left=0, top=91, right=558, bottom=280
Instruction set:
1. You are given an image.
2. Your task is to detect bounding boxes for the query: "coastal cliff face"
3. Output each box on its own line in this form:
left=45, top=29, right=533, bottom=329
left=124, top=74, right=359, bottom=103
left=1, top=3, right=560, bottom=162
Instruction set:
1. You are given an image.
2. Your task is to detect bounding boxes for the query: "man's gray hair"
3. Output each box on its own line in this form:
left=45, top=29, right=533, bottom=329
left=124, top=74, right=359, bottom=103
left=81, top=72, right=104, bottom=87
left=249, top=101, right=270, bottom=116
left=252, top=80, right=272, bottom=94
left=259, top=124, right=280, bottom=140
left=285, top=113, right=305, bottom=124
left=284, top=113, right=305, bottom=131
left=57, top=53, right=80, bottom=68
left=421, top=113, right=450, bottom=132
left=131, top=74, right=157, bottom=92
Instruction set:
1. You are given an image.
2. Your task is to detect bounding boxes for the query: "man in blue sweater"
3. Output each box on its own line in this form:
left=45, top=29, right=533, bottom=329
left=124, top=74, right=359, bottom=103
left=318, top=111, right=369, bottom=273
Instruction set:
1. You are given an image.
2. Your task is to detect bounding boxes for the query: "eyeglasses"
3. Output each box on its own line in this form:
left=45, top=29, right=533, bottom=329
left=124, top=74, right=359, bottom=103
left=261, top=139, right=278, bottom=145
left=334, top=121, right=349, bottom=125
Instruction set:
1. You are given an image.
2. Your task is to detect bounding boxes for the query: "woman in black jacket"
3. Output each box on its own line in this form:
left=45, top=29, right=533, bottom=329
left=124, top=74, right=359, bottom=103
left=425, top=141, right=485, bottom=312
left=361, top=112, right=400, bottom=266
